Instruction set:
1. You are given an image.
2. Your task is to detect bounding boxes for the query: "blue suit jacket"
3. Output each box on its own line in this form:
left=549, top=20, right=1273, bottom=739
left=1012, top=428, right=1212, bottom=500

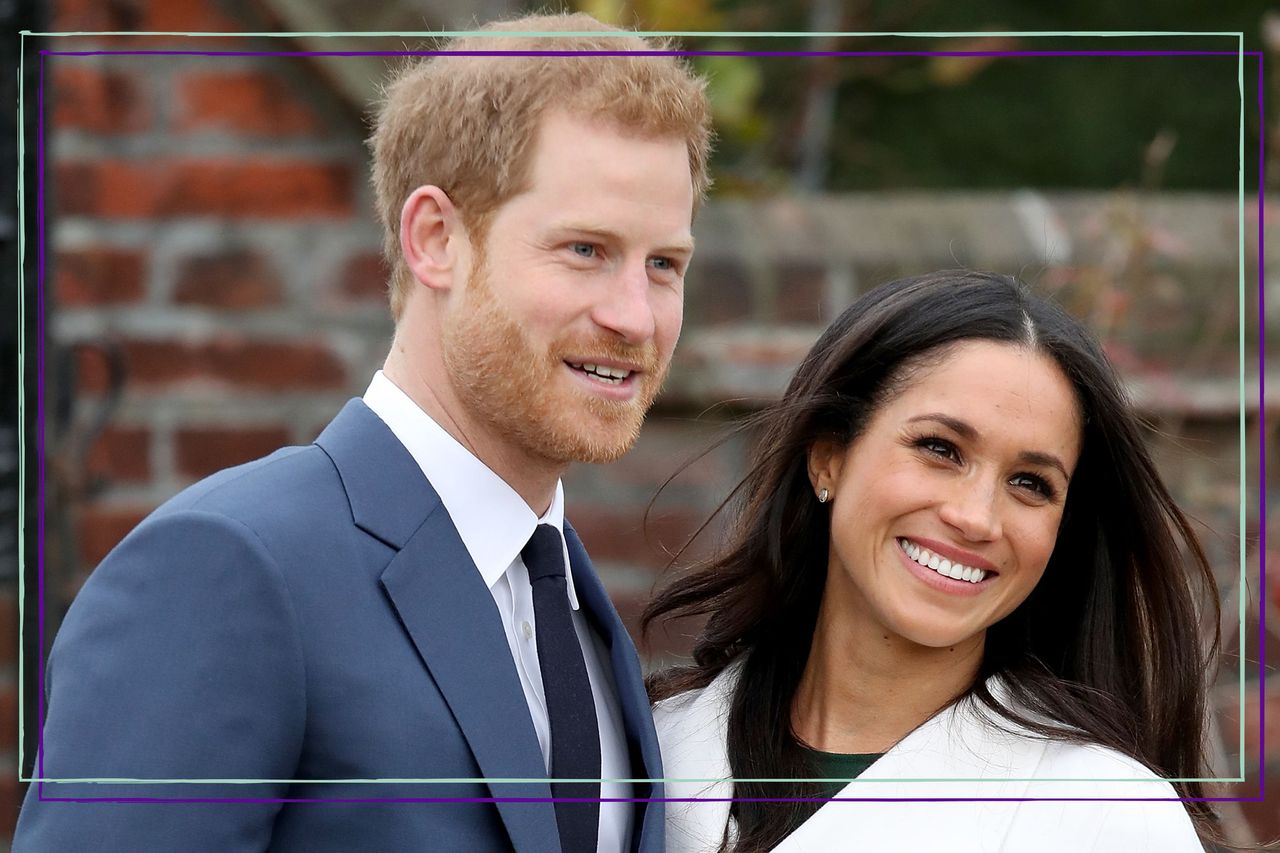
left=17, top=400, right=665, bottom=852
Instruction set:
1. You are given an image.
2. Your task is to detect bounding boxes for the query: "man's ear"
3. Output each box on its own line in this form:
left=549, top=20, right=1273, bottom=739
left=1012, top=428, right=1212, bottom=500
left=399, top=185, right=467, bottom=292
left=807, top=437, right=846, bottom=496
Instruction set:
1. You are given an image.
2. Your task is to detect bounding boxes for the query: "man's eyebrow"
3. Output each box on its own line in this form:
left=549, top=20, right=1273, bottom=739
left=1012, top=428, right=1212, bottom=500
left=548, top=223, right=695, bottom=255
left=659, top=235, right=696, bottom=255
left=906, top=413, right=1070, bottom=480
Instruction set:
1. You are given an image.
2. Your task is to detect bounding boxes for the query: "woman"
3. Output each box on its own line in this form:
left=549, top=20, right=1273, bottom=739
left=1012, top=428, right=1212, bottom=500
left=644, top=271, right=1219, bottom=852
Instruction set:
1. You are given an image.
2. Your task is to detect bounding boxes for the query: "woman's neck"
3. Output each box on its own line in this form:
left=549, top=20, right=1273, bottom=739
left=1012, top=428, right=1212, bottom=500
left=790, top=599, right=985, bottom=754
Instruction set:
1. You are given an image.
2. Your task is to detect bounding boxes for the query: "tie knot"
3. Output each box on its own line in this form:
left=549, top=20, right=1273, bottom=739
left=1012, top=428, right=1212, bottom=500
left=522, top=524, right=567, bottom=583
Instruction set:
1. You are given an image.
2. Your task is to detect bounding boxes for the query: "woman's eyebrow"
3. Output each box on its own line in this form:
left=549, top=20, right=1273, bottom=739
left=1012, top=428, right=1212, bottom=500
left=1016, top=450, right=1070, bottom=481
left=907, top=413, right=976, bottom=439
left=907, top=413, right=1069, bottom=479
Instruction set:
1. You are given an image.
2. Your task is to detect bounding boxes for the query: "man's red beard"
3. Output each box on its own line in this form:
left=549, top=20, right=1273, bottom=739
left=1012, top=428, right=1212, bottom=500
left=442, top=259, right=669, bottom=465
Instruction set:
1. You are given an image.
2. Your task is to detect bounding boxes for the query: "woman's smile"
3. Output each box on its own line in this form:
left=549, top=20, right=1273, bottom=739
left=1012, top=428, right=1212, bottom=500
left=895, top=538, right=992, bottom=596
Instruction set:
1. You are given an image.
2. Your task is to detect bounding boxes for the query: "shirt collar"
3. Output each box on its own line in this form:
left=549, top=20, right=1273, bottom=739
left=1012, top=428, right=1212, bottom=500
left=362, top=372, right=578, bottom=609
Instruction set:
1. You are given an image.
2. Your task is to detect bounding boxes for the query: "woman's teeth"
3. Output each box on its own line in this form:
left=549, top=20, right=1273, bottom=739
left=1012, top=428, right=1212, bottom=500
left=569, top=362, right=631, bottom=385
left=898, top=538, right=987, bottom=584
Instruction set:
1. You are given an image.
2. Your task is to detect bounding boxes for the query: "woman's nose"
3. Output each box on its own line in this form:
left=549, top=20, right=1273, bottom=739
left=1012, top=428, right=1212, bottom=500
left=937, top=481, right=1002, bottom=542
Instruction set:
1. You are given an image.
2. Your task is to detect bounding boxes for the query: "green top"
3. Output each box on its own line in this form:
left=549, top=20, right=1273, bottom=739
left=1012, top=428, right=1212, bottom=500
left=800, top=746, right=882, bottom=797
left=785, top=746, right=884, bottom=836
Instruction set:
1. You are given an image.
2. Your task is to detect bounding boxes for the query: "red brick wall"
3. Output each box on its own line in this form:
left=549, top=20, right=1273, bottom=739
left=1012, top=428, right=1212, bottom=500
left=23, top=0, right=391, bottom=838
left=43, top=0, right=383, bottom=586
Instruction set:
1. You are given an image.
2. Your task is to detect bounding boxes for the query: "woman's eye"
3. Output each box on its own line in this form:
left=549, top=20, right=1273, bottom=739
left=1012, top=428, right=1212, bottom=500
left=917, top=437, right=959, bottom=462
left=570, top=242, right=597, bottom=258
left=1010, top=473, right=1054, bottom=499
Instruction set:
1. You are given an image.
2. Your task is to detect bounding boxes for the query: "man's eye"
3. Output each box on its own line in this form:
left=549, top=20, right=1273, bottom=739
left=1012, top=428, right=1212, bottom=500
left=571, top=242, right=597, bottom=258
left=648, top=256, right=674, bottom=271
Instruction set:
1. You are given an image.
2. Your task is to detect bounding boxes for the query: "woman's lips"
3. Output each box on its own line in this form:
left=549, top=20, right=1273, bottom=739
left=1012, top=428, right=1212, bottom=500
left=896, top=537, right=991, bottom=597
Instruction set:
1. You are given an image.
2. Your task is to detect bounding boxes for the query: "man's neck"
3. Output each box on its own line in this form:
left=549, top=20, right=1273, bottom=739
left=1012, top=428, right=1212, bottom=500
left=382, top=352, right=561, bottom=516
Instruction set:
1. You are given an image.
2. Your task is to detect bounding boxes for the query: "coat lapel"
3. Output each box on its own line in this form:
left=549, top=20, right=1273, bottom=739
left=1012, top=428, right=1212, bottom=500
left=563, top=523, right=665, bottom=853
left=381, top=516, right=559, bottom=851
left=659, top=662, right=1191, bottom=853
left=777, top=698, right=1035, bottom=852
left=656, top=660, right=1035, bottom=853
left=317, top=400, right=559, bottom=853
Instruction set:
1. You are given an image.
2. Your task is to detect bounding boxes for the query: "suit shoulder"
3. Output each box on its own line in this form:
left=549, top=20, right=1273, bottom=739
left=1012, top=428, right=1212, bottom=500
left=156, top=443, right=346, bottom=533
left=79, top=443, right=355, bottom=581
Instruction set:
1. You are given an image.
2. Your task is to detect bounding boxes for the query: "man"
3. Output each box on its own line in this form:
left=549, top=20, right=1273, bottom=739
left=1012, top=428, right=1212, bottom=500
left=17, top=13, right=711, bottom=852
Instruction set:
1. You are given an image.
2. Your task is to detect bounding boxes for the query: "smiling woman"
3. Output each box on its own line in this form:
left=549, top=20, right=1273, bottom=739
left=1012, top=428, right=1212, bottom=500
left=643, top=271, right=1221, bottom=853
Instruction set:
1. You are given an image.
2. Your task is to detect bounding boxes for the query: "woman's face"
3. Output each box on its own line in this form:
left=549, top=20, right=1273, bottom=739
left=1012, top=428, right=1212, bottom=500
left=809, top=340, right=1083, bottom=651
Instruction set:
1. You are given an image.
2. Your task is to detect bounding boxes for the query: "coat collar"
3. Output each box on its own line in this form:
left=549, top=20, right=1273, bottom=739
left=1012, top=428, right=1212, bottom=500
left=314, top=399, right=436, bottom=549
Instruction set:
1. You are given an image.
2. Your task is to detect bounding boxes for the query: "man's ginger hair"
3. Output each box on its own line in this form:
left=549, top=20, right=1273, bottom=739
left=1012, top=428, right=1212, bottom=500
left=369, top=12, right=713, bottom=321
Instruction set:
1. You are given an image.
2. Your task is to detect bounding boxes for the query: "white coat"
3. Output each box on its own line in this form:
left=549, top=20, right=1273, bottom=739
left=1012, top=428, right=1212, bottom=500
left=654, top=660, right=1205, bottom=852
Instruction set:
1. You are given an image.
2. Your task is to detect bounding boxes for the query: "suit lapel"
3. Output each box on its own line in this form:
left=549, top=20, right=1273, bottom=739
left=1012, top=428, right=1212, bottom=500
left=317, top=400, right=559, bottom=853
left=381, top=515, right=559, bottom=851
left=563, top=523, right=665, bottom=853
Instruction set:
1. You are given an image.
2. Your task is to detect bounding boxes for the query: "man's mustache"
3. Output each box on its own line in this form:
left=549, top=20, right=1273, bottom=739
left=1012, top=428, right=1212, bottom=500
left=551, top=337, right=662, bottom=375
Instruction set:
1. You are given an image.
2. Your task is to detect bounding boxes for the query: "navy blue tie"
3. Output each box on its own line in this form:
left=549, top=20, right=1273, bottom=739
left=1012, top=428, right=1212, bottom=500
left=522, top=525, right=601, bottom=853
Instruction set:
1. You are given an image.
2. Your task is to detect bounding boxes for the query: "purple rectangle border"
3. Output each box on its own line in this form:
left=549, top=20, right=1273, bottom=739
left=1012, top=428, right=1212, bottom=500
left=24, top=43, right=1264, bottom=799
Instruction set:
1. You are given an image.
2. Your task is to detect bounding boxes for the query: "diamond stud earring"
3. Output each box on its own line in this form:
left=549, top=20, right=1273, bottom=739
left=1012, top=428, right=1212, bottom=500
left=817, top=488, right=830, bottom=503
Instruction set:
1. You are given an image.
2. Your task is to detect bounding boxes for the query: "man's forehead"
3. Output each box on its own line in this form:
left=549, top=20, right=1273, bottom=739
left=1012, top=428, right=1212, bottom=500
left=526, top=109, right=693, bottom=176
left=509, top=111, right=695, bottom=237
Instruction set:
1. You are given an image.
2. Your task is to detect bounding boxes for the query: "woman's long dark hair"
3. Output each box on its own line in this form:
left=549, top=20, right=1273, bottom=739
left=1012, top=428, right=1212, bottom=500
left=643, top=271, right=1221, bottom=852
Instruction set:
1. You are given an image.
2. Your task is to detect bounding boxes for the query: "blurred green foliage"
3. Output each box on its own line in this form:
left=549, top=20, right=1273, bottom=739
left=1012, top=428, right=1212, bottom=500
left=572, top=0, right=1272, bottom=195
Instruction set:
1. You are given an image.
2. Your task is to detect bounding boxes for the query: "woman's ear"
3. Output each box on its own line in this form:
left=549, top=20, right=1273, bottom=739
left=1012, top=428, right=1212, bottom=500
left=807, top=438, right=845, bottom=498
left=399, top=185, right=468, bottom=292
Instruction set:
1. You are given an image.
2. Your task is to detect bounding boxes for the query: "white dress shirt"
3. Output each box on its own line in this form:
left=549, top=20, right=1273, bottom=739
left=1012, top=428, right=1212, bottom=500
left=364, top=371, right=634, bottom=853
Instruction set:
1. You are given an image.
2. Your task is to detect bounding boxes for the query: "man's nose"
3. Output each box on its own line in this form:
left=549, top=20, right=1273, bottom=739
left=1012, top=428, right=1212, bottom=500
left=590, top=261, right=657, bottom=344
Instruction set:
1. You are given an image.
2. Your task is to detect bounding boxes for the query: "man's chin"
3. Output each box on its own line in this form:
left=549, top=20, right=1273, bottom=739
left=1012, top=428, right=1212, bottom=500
left=539, top=412, right=646, bottom=465
left=523, top=376, right=662, bottom=464
left=565, top=445, right=631, bottom=465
